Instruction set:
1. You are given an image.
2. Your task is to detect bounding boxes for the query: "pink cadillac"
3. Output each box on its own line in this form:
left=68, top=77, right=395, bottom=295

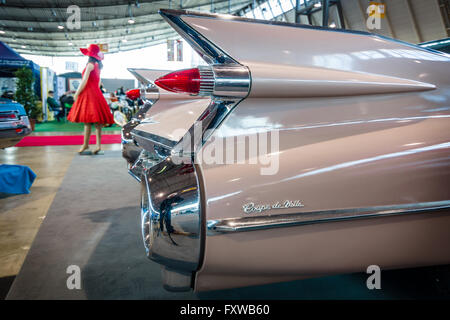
left=122, top=9, right=450, bottom=292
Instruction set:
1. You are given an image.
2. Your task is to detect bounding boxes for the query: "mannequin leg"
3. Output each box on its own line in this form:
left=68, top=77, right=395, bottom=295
left=79, top=123, right=91, bottom=153
left=94, top=123, right=102, bottom=154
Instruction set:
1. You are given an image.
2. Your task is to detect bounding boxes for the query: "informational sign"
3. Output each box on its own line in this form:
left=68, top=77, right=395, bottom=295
left=65, top=61, right=78, bottom=71
left=167, top=40, right=174, bottom=61
left=98, top=43, right=109, bottom=52
left=68, top=78, right=81, bottom=91
left=176, top=40, right=183, bottom=61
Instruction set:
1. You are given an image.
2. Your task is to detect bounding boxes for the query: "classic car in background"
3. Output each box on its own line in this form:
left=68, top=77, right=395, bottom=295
left=419, top=37, right=450, bottom=54
left=123, top=9, right=450, bottom=292
left=0, top=97, right=32, bottom=149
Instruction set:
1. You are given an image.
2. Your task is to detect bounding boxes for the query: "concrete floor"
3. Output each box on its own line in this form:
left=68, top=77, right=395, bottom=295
left=5, top=148, right=198, bottom=299
left=0, top=139, right=121, bottom=280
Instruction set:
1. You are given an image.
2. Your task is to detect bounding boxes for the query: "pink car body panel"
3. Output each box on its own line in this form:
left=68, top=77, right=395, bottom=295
left=125, top=10, right=450, bottom=292
left=183, top=12, right=450, bottom=291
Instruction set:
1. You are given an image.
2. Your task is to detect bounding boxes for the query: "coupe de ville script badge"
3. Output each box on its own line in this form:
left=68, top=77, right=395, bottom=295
left=243, top=200, right=304, bottom=214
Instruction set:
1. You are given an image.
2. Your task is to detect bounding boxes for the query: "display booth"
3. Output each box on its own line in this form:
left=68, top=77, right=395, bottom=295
left=0, top=41, right=40, bottom=96
left=40, top=67, right=63, bottom=121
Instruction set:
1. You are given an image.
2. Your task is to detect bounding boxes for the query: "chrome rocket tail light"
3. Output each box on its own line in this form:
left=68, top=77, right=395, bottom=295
left=152, top=64, right=250, bottom=161
left=154, top=65, right=250, bottom=99
left=125, top=88, right=141, bottom=100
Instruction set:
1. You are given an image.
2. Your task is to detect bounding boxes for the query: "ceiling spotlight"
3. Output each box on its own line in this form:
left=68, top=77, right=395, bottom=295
left=329, top=22, right=336, bottom=28
left=128, top=19, right=135, bottom=24
left=0, top=30, right=5, bottom=34
left=314, top=2, right=322, bottom=8
left=58, top=25, right=64, bottom=29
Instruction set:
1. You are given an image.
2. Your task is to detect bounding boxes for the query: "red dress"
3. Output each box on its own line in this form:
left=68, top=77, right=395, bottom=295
left=67, top=62, right=114, bottom=124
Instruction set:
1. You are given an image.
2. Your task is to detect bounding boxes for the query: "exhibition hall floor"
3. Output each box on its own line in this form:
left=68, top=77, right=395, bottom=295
left=1, top=144, right=450, bottom=299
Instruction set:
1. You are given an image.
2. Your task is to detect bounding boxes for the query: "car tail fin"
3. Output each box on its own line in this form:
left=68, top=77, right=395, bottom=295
left=160, top=9, right=437, bottom=98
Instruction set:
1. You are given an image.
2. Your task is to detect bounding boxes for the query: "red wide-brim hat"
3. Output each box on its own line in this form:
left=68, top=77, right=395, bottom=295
left=80, top=44, right=104, bottom=61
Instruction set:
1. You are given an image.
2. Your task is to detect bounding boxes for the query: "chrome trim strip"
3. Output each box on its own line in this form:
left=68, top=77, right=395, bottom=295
left=207, top=201, right=450, bottom=235
left=128, top=168, right=141, bottom=183
left=131, top=128, right=177, bottom=149
left=171, top=99, right=242, bottom=159
left=159, top=9, right=238, bottom=65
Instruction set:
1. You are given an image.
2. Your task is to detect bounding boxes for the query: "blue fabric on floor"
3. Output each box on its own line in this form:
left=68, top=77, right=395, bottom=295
left=0, top=164, right=36, bottom=194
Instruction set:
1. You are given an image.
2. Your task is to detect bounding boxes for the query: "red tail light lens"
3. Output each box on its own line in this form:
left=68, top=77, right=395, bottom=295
left=154, top=68, right=201, bottom=95
left=0, top=114, right=16, bottom=119
left=126, top=89, right=141, bottom=100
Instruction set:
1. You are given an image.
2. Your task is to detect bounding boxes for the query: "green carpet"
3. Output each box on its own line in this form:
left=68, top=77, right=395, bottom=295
left=35, top=120, right=120, bottom=132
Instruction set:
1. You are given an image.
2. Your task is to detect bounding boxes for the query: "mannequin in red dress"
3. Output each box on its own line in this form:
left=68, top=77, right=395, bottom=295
left=67, top=44, right=114, bottom=154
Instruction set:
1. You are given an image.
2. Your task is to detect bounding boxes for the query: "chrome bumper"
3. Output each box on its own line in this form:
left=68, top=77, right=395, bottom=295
left=123, top=115, right=203, bottom=291
left=140, top=157, right=202, bottom=291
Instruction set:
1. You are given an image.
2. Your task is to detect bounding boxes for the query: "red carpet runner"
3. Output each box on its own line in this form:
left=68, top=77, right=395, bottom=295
left=16, top=134, right=121, bottom=147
